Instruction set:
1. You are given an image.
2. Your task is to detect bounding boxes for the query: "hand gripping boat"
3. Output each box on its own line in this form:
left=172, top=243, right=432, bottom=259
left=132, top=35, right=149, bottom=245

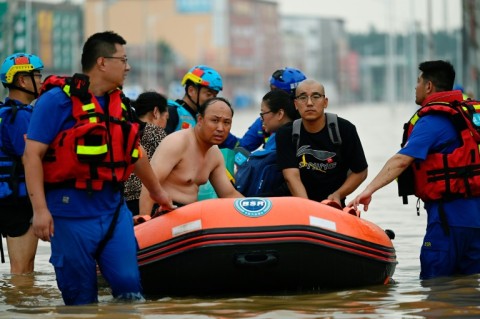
left=135, top=197, right=397, bottom=296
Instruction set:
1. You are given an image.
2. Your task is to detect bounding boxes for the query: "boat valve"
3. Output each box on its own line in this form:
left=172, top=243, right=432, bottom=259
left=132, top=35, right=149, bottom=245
left=385, top=229, right=395, bottom=240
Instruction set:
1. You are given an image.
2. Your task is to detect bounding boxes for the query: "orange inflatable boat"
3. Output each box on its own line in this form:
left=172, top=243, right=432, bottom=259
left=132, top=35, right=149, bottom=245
left=135, top=197, right=397, bottom=296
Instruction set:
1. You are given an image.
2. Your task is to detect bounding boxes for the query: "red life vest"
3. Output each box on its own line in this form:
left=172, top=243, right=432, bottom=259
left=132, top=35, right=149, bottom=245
left=41, top=74, right=141, bottom=191
left=401, top=93, right=480, bottom=202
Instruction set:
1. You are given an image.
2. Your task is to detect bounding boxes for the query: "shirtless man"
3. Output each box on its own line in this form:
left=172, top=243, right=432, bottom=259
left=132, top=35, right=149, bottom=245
left=139, top=97, right=243, bottom=215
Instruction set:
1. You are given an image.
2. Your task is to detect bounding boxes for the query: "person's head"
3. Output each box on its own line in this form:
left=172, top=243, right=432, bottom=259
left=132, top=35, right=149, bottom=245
left=294, top=79, right=328, bottom=123
left=81, top=31, right=130, bottom=89
left=181, top=65, right=223, bottom=111
left=260, top=90, right=298, bottom=133
left=196, top=97, right=233, bottom=145
left=415, top=60, right=455, bottom=105
left=0, top=53, right=44, bottom=100
left=134, top=91, right=168, bottom=128
left=269, top=67, right=306, bottom=98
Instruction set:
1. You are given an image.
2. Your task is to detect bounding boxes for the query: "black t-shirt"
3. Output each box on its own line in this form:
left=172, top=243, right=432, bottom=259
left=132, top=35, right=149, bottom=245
left=275, top=117, right=368, bottom=202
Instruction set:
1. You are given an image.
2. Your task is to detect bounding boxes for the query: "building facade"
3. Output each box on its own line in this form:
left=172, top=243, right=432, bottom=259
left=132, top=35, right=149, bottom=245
left=85, top=0, right=281, bottom=105
left=0, top=0, right=83, bottom=77
left=280, top=15, right=349, bottom=104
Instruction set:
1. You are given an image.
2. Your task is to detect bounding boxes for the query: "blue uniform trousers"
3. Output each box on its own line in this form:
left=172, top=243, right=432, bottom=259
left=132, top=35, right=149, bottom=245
left=50, top=204, right=143, bottom=305
left=420, top=223, right=480, bottom=279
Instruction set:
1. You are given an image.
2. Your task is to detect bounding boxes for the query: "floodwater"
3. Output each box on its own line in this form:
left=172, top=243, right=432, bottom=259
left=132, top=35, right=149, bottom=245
left=2, top=103, right=480, bottom=318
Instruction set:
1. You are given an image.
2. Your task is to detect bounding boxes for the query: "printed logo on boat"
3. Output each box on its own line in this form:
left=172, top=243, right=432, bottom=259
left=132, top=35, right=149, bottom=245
left=234, top=198, right=272, bottom=218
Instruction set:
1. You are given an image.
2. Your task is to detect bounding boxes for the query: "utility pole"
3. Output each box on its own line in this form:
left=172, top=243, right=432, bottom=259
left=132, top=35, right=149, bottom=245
left=385, top=0, right=395, bottom=103
left=409, top=0, right=418, bottom=97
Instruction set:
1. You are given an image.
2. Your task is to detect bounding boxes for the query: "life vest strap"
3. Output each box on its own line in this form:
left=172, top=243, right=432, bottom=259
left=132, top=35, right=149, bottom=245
left=0, top=236, right=4, bottom=263
left=426, top=164, right=480, bottom=181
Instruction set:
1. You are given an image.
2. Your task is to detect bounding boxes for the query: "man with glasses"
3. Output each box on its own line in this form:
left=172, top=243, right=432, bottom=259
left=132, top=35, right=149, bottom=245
left=23, top=31, right=172, bottom=305
left=0, top=53, right=44, bottom=274
left=275, top=79, right=368, bottom=207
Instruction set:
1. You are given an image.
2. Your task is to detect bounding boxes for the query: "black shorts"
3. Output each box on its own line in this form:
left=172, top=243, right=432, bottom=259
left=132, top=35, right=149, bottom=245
left=0, top=197, right=33, bottom=238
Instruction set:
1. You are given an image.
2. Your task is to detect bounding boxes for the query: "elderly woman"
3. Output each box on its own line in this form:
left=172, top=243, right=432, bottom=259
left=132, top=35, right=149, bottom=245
left=124, top=91, right=169, bottom=215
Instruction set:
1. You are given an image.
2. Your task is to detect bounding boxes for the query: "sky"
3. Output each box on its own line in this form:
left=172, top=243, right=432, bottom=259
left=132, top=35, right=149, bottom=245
left=276, top=0, right=462, bottom=34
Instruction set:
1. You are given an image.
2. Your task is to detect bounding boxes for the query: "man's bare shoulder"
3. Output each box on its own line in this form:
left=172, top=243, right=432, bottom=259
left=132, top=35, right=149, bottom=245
left=151, top=129, right=192, bottom=160
left=207, top=144, right=222, bottom=156
left=206, top=145, right=225, bottom=164
left=162, top=129, right=192, bottom=145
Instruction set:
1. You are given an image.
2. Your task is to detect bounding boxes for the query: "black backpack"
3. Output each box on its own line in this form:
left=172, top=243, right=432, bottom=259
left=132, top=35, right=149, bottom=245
left=0, top=100, right=32, bottom=200
left=292, top=112, right=342, bottom=151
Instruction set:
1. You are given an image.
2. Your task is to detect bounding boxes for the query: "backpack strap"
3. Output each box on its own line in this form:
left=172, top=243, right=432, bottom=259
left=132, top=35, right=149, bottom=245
left=291, top=113, right=342, bottom=151
left=120, top=91, right=136, bottom=123
left=69, top=73, right=91, bottom=104
left=326, top=112, right=342, bottom=146
left=1, top=99, right=21, bottom=124
left=292, top=118, right=301, bottom=151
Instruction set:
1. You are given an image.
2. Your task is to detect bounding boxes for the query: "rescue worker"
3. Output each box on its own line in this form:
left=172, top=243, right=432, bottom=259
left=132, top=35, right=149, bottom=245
left=23, top=31, right=172, bottom=305
left=165, top=65, right=223, bottom=134
left=0, top=53, right=43, bottom=274
left=350, top=60, right=480, bottom=279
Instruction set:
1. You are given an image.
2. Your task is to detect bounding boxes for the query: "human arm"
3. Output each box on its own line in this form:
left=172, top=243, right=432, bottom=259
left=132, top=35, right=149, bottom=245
left=23, top=139, right=53, bottom=242
left=139, top=186, right=155, bottom=215
left=238, top=117, right=267, bottom=152
left=138, top=132, right=186, bottom=214
left=328, top=168, right=368, bottom=206
left=210, top=148, right=244, bottom=198
left=221, top=117, right=266, bottom=151
left=349, top=114, right=452, bottom=211
left=282, top=168, right=309, bottom=198
left=134, top=145, right=173, bottom=213
left=348, top=153, right=414, bottom=211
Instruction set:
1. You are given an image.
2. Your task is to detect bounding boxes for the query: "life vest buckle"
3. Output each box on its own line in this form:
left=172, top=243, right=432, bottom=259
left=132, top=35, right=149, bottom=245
left=69, top=73, right=90, bottom=102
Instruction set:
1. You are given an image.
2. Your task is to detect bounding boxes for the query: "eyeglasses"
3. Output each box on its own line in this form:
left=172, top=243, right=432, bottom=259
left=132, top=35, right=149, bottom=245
left=295, top=94, right=325, bottom=104
left=259, top=110, right=273, bottom=119
left=104, top=56, right=128, bottom=64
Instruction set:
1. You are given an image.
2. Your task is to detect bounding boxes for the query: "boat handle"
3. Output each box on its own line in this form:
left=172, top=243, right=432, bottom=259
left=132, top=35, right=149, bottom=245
left=234, top=252, right=278, bottom=267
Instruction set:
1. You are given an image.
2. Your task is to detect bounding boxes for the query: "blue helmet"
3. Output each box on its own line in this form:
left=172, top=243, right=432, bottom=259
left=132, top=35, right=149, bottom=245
left=1, top=53, right=44, bottom=86
left=269, top=67, right=306, bottom=95
left=181, top=65, right=223, bottom=92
